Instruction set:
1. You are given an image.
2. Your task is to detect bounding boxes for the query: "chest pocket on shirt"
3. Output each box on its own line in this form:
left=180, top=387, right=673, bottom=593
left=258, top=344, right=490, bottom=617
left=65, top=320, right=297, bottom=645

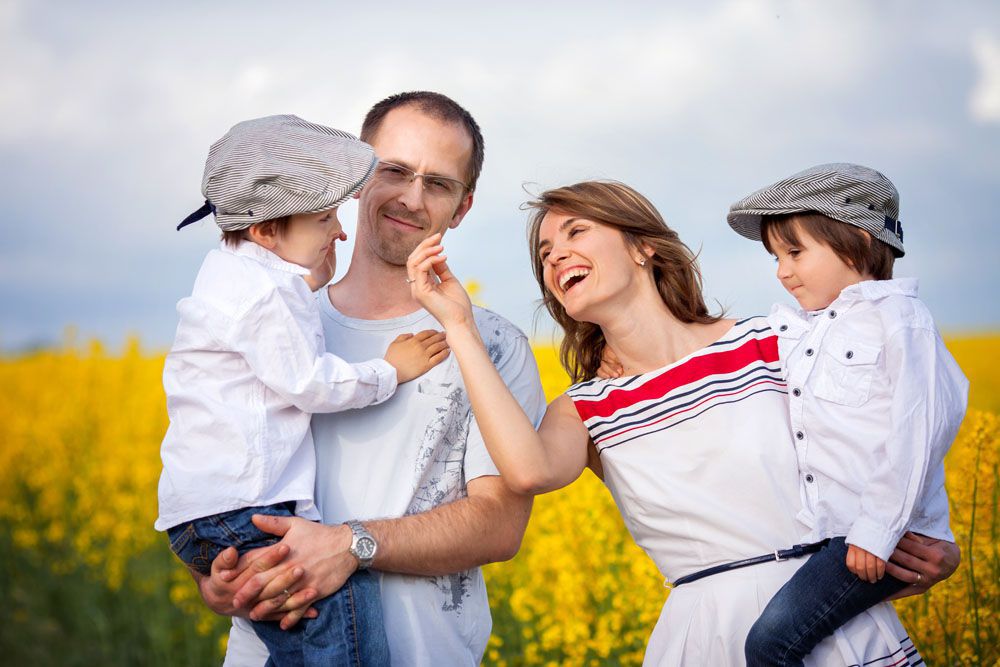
left=813, top=335, right=881, bottom=408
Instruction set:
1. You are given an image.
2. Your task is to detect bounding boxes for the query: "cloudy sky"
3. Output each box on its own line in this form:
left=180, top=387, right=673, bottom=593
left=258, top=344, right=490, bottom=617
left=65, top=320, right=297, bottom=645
left=1, top=0, right=998, bottom=350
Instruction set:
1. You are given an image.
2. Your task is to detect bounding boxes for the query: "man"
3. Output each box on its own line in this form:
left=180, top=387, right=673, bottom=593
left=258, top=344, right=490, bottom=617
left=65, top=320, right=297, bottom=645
left=197, top=91, right=546, bottom=666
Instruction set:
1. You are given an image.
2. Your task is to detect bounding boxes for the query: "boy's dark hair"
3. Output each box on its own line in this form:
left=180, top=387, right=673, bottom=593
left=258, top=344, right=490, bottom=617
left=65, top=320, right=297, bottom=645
left=221, top=216, right=291, bottom=248
left=762, top=212, right=895, bottom=280
left=360, top=91, right=484, bottom=191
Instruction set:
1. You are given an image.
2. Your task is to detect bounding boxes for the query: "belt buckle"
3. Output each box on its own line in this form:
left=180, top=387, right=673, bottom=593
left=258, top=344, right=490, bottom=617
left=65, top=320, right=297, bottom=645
left=663, top=578, right=675, bottom=590
left=774, top=549, right=784, bottom=562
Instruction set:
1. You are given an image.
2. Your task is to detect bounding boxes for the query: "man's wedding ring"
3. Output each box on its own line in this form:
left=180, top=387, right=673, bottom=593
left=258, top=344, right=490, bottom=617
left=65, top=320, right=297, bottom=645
left=283, top=588, right=291, bottom=597
left=405, top=277, right=416, bottom=284
left=915, top=573, right=922, bottom=583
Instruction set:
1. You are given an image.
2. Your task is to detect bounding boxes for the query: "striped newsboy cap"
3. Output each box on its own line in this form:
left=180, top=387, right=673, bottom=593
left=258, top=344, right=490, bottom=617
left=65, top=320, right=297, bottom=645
left=727, top=163, right=904, bottom=257
left=178, top=115, right=378, bottom=232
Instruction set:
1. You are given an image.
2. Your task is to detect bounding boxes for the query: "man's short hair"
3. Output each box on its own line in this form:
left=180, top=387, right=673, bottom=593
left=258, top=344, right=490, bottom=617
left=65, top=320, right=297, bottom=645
left=762, top=212, right=895, bottom=280
left=361, top=91, right=485, bottom=191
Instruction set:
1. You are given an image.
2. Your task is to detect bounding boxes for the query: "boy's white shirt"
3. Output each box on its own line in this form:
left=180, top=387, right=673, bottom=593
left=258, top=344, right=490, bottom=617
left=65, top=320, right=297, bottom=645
left=155, top=240, right=397, bottom=531
left=768, top=278, right=969, bottom=561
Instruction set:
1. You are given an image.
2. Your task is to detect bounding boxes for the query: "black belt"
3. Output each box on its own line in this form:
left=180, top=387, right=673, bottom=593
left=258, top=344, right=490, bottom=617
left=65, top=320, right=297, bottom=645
left=670, top=539, right=831, bottom=587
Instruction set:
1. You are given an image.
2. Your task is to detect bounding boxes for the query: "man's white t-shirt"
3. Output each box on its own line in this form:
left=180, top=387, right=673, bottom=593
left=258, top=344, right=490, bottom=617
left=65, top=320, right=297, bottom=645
left=224, top=296, right=546, bottom=667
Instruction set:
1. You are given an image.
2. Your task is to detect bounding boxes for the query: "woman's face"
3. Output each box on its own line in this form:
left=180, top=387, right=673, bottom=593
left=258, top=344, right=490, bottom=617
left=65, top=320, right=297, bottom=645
left=537, top=211, right=642, bottom=320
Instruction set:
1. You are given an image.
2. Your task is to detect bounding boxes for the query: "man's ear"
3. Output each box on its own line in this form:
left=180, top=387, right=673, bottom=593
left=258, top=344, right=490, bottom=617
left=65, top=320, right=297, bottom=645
left=448, top=191, right=475, bottom=230
left=247, top=221, right=279, bottom=249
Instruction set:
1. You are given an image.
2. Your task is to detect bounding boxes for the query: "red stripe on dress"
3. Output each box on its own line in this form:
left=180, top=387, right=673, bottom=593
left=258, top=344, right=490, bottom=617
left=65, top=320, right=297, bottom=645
left=573, top=335, right=779, bottom=422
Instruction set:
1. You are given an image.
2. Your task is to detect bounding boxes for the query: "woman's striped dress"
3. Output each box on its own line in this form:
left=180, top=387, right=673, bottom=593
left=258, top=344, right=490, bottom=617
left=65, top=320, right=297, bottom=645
left=566, top=316, right=922, bottom=667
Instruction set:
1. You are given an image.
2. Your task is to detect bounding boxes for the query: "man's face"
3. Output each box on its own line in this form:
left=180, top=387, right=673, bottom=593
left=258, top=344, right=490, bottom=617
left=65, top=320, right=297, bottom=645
left=357, top=105, right=475, bottom=266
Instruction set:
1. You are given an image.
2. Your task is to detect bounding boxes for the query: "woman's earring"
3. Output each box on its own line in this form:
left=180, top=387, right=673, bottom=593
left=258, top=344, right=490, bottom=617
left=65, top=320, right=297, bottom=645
left=638, top=258, right=647, bottom=267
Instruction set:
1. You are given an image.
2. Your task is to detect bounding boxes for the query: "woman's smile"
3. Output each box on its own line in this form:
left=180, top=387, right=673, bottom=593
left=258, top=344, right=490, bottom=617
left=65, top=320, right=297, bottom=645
left=557, top=266, right=591, bottom=293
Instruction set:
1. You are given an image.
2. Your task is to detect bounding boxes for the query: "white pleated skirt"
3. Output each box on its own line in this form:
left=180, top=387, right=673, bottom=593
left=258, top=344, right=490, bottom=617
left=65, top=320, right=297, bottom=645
left=644, top=558, right=920, bottom=667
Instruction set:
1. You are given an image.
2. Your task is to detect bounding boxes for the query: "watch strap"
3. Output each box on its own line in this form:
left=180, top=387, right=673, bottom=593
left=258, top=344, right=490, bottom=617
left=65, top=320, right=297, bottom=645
left=345, top=519, right=376, bottom=569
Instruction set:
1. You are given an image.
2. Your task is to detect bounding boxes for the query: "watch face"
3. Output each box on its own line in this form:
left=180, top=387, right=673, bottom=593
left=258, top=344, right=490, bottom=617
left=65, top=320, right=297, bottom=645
left=357, top=537, right=376, bottom=559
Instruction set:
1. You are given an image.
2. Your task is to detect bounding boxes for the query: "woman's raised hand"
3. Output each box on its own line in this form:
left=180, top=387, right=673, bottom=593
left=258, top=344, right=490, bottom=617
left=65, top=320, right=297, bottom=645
left=407, top=234, right=475, bottom=328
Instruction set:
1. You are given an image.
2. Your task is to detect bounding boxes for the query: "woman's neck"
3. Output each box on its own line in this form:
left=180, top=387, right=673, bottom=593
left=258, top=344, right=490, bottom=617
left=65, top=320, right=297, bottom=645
left=598, top=296, right=728, bottom=376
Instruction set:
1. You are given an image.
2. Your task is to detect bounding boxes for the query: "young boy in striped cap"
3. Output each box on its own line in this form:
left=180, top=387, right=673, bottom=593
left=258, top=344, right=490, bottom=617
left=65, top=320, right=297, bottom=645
left=156, top=115, right=448, bottom=666
left=727, top=163, right=968, bottom=665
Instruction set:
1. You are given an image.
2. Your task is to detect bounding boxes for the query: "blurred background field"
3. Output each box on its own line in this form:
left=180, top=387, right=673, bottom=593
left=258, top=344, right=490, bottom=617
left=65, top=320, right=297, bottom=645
left=0, top=335, right=996, bottom=666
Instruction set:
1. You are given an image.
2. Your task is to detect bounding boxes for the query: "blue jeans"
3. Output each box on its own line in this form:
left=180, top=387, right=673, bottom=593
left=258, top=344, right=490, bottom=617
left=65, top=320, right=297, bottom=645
left=168, top=503, right=389, bottom=667
left=745, top=536, right=907, bottom=667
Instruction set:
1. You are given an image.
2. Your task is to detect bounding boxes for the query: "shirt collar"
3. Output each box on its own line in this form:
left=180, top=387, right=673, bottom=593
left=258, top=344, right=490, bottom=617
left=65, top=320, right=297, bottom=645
left=842, top=277, right=919, bottom=303
left=221, top=240, right=311, bottom=276
left=769, top=278, right=919, bottom=332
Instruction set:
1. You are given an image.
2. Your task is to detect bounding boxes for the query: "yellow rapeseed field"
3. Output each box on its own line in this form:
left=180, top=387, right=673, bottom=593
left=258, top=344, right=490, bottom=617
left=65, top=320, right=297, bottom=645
left=0, top=335, right=996, bottom=665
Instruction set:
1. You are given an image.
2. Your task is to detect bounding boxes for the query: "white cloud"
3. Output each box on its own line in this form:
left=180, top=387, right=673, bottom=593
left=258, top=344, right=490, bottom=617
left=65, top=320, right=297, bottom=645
left=970, top=32, right=1000, bottom=123
left=1, top=1, right=998, bottom=348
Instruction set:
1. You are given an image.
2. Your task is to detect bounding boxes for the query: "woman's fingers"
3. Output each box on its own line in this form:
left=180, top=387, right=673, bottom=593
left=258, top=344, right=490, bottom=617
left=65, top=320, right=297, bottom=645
left=413, top=253, right=447, bottom=284
left=406, top=234, right=443, bottom=274
left=430, top=255, right=457, bottom=283
left=885, top=557, right=923, bottom=585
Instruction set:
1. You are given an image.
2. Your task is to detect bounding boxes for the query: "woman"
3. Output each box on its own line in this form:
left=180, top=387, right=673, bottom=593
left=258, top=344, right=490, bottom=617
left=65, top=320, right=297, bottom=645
left=406, top=181, right=957, bottom=665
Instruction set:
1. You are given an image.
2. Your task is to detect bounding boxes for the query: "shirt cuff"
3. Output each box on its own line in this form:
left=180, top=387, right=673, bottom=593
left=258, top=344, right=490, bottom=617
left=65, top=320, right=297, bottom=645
left=366, top=358, right=398, bottom=404
left=905, top=519, right=955, bottom=544
left=846, top=516, right=900, bottom=562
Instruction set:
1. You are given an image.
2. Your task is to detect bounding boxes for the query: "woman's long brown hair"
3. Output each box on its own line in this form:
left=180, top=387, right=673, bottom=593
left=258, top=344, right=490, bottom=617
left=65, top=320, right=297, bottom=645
left=526, top=181, right=720, bottom=384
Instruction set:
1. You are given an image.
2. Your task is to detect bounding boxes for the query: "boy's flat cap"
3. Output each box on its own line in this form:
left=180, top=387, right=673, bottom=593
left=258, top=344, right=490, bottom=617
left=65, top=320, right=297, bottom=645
left=180, top=115, right=377, bottom=231
left=727, top=162, right=904, bottom=257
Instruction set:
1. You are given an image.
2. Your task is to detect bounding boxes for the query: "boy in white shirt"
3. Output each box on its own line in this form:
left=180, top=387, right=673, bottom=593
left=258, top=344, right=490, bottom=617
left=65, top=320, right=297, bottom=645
left=155, top=115, right=447, bottom=666
left=727, top=163, right=968, bottom=666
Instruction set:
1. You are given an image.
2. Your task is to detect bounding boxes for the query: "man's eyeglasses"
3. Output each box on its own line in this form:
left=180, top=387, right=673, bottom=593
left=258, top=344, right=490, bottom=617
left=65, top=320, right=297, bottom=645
left=373, top=161, right=470, bottom=201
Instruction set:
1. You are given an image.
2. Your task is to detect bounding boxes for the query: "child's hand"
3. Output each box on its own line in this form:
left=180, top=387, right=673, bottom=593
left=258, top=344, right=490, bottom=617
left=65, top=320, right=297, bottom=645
left=304, top=231, right=347, bottom=292
left=385, top=329, right=450, bottom=383
left=846, top=543, right=886, bottom=583
left=596, top=345, right=624, bottom=379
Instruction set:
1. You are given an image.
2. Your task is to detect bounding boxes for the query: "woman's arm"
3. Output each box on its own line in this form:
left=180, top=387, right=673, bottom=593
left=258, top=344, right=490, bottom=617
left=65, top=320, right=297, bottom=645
left=408, top=235, right=591, bottom=494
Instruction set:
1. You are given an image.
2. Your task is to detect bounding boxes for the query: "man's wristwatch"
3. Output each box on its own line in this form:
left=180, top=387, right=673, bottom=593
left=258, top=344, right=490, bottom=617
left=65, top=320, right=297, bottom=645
left=345, top=520, right=378, bottom=569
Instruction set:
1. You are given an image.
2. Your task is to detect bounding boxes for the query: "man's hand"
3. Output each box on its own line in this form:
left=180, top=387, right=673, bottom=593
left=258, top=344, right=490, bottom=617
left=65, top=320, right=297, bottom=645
left=241, top=514, right=358, bottom=629
left=846, top=543, right=885, bottom=583
left=195, top=543, right=305, bottom=617
left=884, top=532, right=961, bottom=600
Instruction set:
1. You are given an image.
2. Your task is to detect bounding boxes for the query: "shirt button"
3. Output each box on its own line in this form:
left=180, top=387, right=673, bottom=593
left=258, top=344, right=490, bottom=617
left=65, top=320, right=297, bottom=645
left=829, top=310, right=837, bottom=318
left=792, top=388, right=801, bottom=397
left=845, top=350, right=854, bottom=359
left=779, top=324, right=788, bottom=332
left=795, top=431, right=804, bottom=440
left=805, top=474, right=814, bottom=483
left=805, top=348, right=814, bottom=356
